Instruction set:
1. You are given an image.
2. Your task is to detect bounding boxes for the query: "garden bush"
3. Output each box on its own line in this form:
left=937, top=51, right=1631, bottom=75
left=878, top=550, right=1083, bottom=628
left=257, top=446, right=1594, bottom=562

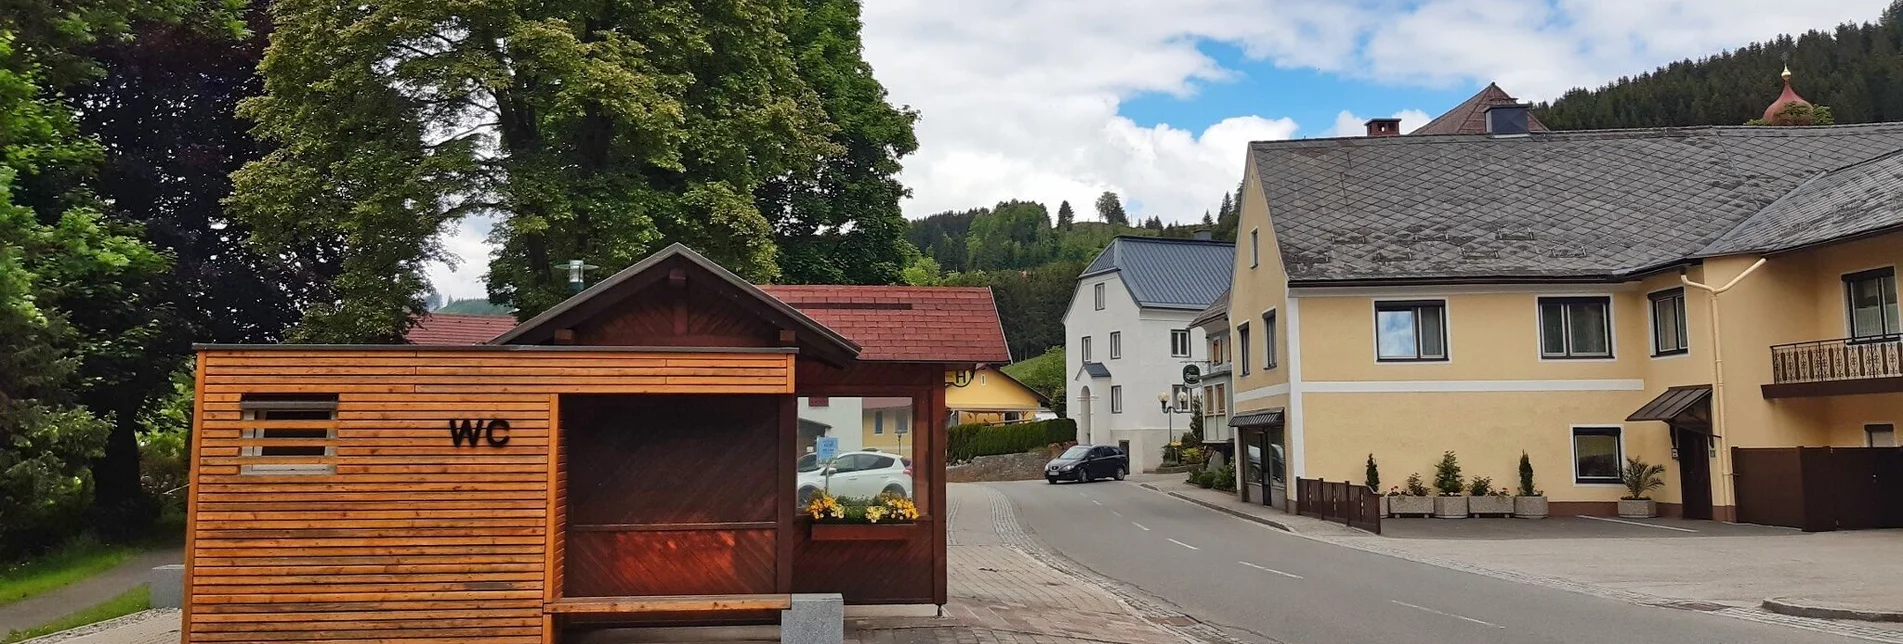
left=948, top=419, right=1078, bottom=462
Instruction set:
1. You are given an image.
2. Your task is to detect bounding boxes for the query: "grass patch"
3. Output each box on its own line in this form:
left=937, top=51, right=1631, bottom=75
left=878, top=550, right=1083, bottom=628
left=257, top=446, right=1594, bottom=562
left=0, top=537, right=146, bottom=609
left=2, top=585, right=150, bottom=643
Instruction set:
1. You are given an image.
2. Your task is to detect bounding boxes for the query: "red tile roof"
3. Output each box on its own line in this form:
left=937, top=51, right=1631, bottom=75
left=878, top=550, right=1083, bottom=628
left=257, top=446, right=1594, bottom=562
left=407, top=286, right=1011, bottom=364
left=407, top=313, right=519, bottom=345
left=759, top=285, right=1010, bottom=364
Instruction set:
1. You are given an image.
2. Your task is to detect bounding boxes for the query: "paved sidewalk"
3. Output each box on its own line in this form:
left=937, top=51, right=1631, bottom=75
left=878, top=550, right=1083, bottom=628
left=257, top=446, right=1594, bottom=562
left=1134, top=475, right=1364, bottom=537
left=1, top=547, right=181, bottom=637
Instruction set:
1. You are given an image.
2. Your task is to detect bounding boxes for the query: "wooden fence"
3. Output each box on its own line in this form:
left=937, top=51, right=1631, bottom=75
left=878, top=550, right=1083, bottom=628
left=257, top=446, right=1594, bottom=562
left=1734, top=446, right=1903, bottom=532
left=1294, top=478, right=1381, bottom=534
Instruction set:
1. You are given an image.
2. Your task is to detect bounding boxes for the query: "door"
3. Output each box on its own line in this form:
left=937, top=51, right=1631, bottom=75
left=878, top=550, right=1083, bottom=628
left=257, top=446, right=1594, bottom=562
left=564, top=395, right=781, bottom=597
left=1243, top=430, right=1266, bottom=506
left=1675, top=427, right=1713, bottom=520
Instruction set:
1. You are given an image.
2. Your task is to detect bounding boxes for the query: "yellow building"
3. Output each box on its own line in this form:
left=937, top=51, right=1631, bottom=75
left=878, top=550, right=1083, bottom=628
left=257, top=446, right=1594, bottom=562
left=946, top=366, right=1051, bottom=426
left=1228, top=89, right=1903, bottom=521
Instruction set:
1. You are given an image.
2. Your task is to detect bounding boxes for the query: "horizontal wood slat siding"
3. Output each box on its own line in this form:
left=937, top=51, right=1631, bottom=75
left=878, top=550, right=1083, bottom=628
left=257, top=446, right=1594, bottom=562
left=187, top=349, right=791, bottom=644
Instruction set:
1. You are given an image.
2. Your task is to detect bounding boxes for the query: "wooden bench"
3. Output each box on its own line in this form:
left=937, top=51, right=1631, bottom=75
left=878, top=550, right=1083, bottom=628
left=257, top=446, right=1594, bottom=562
left=546, top=593, right=843, bottom=643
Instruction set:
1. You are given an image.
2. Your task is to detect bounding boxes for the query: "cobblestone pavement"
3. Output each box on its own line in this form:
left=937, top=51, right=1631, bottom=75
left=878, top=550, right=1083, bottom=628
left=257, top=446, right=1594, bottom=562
left=17, top=609, right=178, bottom=644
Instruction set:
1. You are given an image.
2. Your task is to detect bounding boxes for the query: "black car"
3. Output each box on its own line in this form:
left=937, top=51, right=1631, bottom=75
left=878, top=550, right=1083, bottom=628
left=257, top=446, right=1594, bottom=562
left=1045, top=444, right=1127, bottom=483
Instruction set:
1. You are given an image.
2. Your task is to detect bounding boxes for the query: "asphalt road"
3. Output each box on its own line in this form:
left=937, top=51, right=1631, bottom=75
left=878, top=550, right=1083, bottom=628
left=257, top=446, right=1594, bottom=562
left=991, top=479, right=1864, bottom=644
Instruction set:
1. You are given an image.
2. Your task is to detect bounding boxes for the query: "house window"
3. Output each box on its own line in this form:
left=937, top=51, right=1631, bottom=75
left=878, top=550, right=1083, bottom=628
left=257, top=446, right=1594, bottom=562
left=1109, top=332, right=1122, bottom=359
left=1263, top=310, right=1278, bottom=369
left=1094, top=283, right=1106, bottom=311
left=1171, top=384, right=1190, bottom=412
left=1209, top=335, right=1225, bottom=365
left=1374, top=301, right=1447, bottom=362
left=1250, top=229, right=1260, bottom=269
left=1238, top=322, right=1252, bottom=375
left=1170, top=330, right=1190, bottom=357
left=1110, top=386, right=1123, bottom=414
left=1572, top=426, right=1623, bottom=484
left=1082, top=336, right=1092, bottom=361
left=1844, top=268, right=1899, bottom=339
left=1201, top=386, right=1213, bottom=416
left=1649, top=288, right=1688, bottom=356
left=897, top=413, right=909, bottom=435
left=1869, top=423, right=1897, bottom=447
left=874, top=412, right=884, bottom=434
left=239, top=394, right=339, bottom=476
left=1215, top=384, right=1226, bottom=414
left=1540, top=297, right=1612, bottom=359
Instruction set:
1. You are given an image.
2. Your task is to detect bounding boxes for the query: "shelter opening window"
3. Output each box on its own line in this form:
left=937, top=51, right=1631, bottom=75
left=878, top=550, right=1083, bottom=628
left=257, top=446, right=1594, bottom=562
left=1844, top=268, right=1900, bottom=339
left=1572, top=426, right=1622, bottom=484
left=239, top=393, right=338, bottom=476
left=1375, top=301, right=1446, bottom=361
left=1649, top=288, right=1688, bottom=356
left=796, top=396, right=920, bottom=511
left=1540, top=297, right=1611, bottom=359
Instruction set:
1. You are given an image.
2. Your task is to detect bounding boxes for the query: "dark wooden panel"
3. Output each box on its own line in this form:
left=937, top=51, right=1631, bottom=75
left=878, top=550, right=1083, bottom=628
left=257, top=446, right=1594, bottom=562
left=791, top=520, right=935, bottom=604
left=575, top=281, right=783, bottom=348
left=1733, top=447, right=1805, bottom=529
left=566, top=530, right=776, bottom=597
left=564, top=396, right=778, bottom=525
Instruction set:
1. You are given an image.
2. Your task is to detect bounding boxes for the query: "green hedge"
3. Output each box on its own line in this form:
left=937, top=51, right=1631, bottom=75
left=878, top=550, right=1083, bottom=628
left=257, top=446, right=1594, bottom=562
left=948, top=419, right=1078, bottom=462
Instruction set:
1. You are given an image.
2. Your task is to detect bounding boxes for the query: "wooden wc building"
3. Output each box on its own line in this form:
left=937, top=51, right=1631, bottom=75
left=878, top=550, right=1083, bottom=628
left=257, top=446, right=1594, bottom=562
left=182, top=244, right=1010, bottom=643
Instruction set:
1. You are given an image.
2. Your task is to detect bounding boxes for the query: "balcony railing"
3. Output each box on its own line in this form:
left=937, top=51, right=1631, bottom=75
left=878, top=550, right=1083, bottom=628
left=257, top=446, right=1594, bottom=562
left=1770, top=336, right=1903, bottom=384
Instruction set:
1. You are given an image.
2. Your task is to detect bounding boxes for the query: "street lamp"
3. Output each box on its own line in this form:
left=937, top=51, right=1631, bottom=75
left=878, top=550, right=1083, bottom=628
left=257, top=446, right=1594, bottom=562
left=1158, top=392, right=1175, bottom=440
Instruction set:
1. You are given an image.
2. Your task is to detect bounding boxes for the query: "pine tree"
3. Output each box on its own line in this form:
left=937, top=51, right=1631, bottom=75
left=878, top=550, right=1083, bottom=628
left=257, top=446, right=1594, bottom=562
left=1056, top=200, right=1075, bottom=231
left=1094, top=191, right=1128, bottom=225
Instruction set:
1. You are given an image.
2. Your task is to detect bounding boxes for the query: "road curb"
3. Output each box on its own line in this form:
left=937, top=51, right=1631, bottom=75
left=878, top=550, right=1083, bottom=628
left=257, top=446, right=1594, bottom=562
left=1763, top=597, right=1903, bottom=623
left=1138, top=483, right=1292, bottom=533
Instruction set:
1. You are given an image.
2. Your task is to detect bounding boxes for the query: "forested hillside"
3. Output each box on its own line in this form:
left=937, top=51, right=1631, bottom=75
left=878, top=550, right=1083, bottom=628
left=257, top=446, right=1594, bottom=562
left=1538, top=1, right=1903, bottom=129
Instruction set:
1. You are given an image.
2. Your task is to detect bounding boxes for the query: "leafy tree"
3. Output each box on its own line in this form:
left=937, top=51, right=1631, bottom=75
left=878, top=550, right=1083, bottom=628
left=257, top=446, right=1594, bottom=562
left=1746, top=101, right=1836, bottom=125
left=965, top=200, right=1054, bottom=271
left=1094, top=190, right=1128, bottom=225
left=906, top=208, right=983, bottom=271
left=899, top=255, right=942, bottom=286
left=1056, top=200, right=1074, bottom=231
left=231, top=0, right=847, bottom=341
left=436, top=298, right=512, bottom=315
left=760, top=0, right=920, bottom=285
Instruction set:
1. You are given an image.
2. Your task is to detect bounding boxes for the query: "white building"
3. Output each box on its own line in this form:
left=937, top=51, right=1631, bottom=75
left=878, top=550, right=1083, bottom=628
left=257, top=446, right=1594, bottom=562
left=1065, top=235, right=1235, bottom=472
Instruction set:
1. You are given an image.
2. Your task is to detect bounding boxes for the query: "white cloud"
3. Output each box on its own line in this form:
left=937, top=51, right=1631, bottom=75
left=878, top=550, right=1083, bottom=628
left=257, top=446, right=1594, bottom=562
left=1327, top=109, right=1434, bottom=138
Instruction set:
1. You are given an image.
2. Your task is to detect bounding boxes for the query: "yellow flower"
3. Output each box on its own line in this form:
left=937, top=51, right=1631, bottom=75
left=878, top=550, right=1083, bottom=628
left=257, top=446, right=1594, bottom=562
left=864, top=506, right=887, bottom=523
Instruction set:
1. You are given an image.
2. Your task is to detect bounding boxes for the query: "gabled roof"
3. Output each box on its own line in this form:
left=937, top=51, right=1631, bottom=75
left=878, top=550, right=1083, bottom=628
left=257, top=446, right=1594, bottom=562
left=1700, top=150, right=1903, bottom=256
left=759, top=285, right=1011, bottom=364
left=408, top=313, right=519, bottom=345
left=1189, top=287, right=1230, bottom=330
left=1412, top=82, right=1550, bottom=136
left=1081, top=236, right=1235, bottom=310
left=1078, top=362, right=1110, bottom=379
left=1250, top=122, right=1903, bottom=284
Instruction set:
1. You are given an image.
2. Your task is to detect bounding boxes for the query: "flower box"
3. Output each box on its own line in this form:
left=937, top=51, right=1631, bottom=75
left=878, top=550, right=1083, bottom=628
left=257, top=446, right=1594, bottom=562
left=1468, top=495, right=1514, bottom=517
left=1514, top=495, right=1548, bottom=519
left=1618, top=499, right=1656, bottom=518
left=809, top=522, right=919, bottom=542
left=1432, top=495, right=1468, bottom=519
left=1388, top=495, right=1433, bottom=517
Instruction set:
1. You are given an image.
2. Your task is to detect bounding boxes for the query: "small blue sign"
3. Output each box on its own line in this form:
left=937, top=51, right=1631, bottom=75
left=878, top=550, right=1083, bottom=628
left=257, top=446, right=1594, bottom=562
left=815, top=437, right=839, bottom=464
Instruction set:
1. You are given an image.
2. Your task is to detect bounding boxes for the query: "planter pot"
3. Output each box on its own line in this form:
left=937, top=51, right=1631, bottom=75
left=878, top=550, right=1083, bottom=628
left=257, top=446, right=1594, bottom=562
left=1432, top=495, right=1469, bottom=519
left=1379, top=495, right=1389, bottom=517
left=1514, top=495, right=1549, bottom=519
left=1617, top=499, right=1657, bottom=519
left=1388, top=495, right=1433, bottom=517
left=810, top=522, right=918, bottom=541
left=1468, top=495, right=1514, bottom=517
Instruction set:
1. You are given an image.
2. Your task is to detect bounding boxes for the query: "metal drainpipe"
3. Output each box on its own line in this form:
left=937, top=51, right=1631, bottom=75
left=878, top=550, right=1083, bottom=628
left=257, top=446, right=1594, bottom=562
left=1680, top=257, right=1768, bottom=515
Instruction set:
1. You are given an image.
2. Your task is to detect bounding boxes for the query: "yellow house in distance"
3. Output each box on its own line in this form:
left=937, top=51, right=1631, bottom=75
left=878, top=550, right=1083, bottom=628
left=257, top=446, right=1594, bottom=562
left=1226, top=94, right=1903, bottom=523
left=946, top=366, right=1051, bottom=426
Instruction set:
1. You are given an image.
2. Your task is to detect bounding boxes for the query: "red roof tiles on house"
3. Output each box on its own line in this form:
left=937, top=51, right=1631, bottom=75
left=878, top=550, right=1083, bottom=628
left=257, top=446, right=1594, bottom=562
left=406, top=285, right=1011, bottom=364
left=407, top=313, right=519, bottom=345
left=1412, top=82, right=1550, bottom=136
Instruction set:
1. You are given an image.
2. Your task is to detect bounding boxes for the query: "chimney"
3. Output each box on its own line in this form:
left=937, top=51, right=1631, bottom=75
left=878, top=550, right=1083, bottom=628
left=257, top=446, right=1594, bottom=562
left=1364, top=118, right=1402, bottom=137
left=1485, top=103, right=1532, bottom=136
left=1192, top=230, right=1213, bottom=241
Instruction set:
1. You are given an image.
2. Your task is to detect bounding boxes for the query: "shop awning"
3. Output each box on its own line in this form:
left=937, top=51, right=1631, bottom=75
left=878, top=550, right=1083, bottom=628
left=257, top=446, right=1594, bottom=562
left=1229, top=408, right=1285, bottom=428
left=1627, top=385, right=1713, bottom=424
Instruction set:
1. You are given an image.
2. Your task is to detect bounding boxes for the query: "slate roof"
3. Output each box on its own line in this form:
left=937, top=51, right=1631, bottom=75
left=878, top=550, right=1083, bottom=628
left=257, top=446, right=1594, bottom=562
left=1412, top=83, right=1550, bottom=136
left=1700, top=150, right=1903, bottom=256
left=1079, top=362, right=1111, bottom=378
left=1250, top=122, right=1903, bottom=283
left=1081, top=237, right=1235, bottom=310
left=407, top=286, right=1011, bottom=364
left=1189, top=287, right=1230, bottom=329
left=407, top=313, right=519, bottom=345
left=759, top=285, right=1011, bottom=364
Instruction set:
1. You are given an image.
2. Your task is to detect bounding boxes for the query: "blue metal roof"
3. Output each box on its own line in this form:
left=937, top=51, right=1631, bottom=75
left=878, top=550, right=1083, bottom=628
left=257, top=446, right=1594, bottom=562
left=1082, top=237, right=1235, bottom=310
left=1080, top=362, right=1111, bottom=378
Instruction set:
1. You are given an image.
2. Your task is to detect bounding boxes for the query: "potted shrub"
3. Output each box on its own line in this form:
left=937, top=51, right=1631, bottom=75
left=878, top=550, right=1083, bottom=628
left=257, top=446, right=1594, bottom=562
left=1365, top=454, right=1384, bottom=516
left=1467, top=476, right=1513, bottom=516
left=1388, top=473, right=1433, bottom=516
left=1618, top=457, right=1666, bottom=518
left=1431, top=451, right=1468, bottom=519
left=1514, top=452, right=1548, bottom=519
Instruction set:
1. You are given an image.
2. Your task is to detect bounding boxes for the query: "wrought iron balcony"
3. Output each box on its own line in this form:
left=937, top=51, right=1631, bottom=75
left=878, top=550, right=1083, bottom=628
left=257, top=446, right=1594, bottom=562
left=1767, top=337, right=1903, bottom=395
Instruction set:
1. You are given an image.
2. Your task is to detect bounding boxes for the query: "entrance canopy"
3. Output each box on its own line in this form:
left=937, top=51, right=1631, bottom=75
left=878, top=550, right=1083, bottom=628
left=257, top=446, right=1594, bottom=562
left=1627, top=385, right=1714, bottom=431
left=1231, top=408, right=1285, bottom=428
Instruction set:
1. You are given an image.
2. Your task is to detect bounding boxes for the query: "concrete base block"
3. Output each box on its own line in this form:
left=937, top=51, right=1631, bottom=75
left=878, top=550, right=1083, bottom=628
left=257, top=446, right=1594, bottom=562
left=149, top=564, right=185, bottom=609
left=782, top=593, right=843, bottom=644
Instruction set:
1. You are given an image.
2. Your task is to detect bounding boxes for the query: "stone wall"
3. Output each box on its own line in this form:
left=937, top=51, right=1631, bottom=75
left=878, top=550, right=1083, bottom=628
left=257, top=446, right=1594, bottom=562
left=947, top=451, right=1055, bottom=483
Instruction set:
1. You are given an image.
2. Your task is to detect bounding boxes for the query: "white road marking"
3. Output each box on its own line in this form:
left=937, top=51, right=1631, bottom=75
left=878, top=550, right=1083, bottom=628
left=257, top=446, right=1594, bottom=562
left=1390, top=600, right=1504, bottom=629
left=1109, top=510, right=1123, bottom=517
left=1167, top=538, right=1200, bottom=550
left=1239, top=561, right=1303, bottom=579
left=1579, top=515, right=1700, bottom=533
left=1092, top=499, right=1103, bottom=506
left=1132, top=522, right=1150, bottom=531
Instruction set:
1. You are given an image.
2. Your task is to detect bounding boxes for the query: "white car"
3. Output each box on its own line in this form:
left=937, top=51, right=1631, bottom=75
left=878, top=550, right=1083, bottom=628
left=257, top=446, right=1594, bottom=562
left=798, top=450, right=913, bottom=505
